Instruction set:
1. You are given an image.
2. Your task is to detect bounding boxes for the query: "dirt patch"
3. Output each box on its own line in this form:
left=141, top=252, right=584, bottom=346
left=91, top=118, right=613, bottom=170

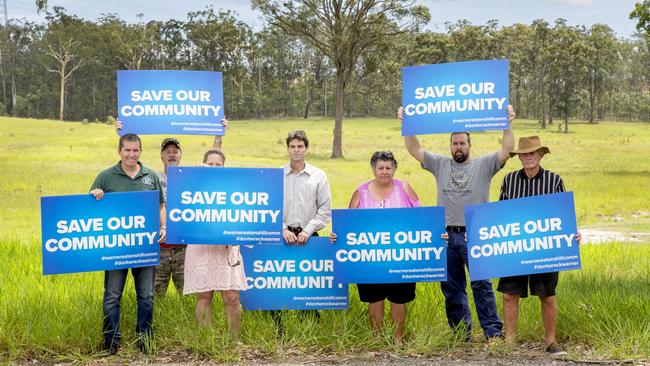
left=581, top=228, right=650, bottom=244
left=10, top=347, right=648, bottom=366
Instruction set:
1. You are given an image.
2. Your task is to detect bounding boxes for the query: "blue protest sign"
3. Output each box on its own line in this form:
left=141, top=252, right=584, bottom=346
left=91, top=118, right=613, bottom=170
left=465, top=192, right=581, bottom=281
left=41, top=191, right=160, bottom=275
left=240, top=237, right=349, bottom=310
left=402, top=59, right=509, bottom=136
left=332, top=206, right=447, bottom=284
left=117, top=70, right=224, bottom=136
left=166, top=167, right=283, bottom=245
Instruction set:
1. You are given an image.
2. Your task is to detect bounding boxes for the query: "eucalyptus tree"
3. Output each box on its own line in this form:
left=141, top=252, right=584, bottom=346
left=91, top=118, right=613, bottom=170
left=407, top=31, right=453, bottom=65
left=493, top=23, right=532, bottom=118
left=630, top=0, right=650, bottom=35
left=252, top=0, right=430, bottom=158
left=546, top=20, right=589, bottom=132
left=185, top=8, right=253, bottom=119
left=528, top=19, right=553, bottom=127
left=118, top=18, right=162, bottom=70
left=585, top=24, right=617, bottom=123
left=3, top=20, right=46, bottom=117
left=42, top=8, right=91, bottom=121
left=446, top=20, right=492, bottom=61
left=158, top=19, right=192, bottom=70
left=349, top=32, right=411, bottom=117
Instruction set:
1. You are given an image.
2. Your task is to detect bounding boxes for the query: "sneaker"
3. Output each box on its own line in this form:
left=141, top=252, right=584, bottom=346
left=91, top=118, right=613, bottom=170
left=545, top=342, right=567, bottom=356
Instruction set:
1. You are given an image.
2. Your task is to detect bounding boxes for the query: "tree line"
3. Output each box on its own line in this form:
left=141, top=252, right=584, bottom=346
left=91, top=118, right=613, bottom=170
left=1, top=5, right=649, bottom=130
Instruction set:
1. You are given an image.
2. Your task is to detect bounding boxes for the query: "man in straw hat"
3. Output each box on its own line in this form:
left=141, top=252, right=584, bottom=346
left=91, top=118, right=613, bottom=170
left=497, top=135, right=581, bottom=356
left=398, top=105, right=516, bottom=342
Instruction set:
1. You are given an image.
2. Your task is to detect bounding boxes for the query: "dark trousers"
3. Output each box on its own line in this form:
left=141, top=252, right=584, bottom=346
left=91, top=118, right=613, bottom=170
left=102, top=266, right=155, bottom=347
left=440, top=231, right=503, bottom=339
left=270, top=232, right=320, bottom=333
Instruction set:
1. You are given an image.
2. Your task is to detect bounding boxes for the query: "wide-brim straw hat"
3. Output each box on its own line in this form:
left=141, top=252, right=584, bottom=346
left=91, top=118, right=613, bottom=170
left=509, top=135, right=550, bottom=157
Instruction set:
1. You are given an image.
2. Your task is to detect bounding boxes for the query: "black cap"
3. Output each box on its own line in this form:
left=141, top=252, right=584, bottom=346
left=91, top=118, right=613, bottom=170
left=160, top=138, right=181, bottom=152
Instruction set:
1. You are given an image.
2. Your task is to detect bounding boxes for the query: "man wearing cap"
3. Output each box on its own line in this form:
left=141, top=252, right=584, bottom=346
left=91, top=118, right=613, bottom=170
left=155, top=137, right=186, bottom=295
left=398, top=105, right=516, bottom=341
left=116, top=119, right=229, bottom=296
left=90, top=133, right=166, bottom=355
left=497, top=135, right=581, bottom=356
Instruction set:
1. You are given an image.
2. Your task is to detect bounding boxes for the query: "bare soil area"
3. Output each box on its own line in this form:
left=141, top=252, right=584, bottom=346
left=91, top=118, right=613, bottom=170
left=11, top=347, right=649, bottom=366
left=581, top=228, right=650, bottom=244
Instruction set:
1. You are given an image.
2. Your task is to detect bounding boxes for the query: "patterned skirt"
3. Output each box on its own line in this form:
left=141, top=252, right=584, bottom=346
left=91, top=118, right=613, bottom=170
left=183, top=245, right=247, bottom=294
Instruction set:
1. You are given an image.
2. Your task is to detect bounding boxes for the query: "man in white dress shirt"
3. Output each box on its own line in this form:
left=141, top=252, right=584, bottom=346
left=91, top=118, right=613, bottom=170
left=272, top=130, right=332, bottom=333
left=282, top=130, right=332, bottom=244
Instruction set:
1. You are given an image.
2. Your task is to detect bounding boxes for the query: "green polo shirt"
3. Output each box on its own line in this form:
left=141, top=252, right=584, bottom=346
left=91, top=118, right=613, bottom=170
left=90, top=161, right=164, bottom=204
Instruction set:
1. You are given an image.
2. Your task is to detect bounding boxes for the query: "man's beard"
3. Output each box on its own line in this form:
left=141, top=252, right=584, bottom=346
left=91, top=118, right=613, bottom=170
left=453, top=151, right=468, bottom=163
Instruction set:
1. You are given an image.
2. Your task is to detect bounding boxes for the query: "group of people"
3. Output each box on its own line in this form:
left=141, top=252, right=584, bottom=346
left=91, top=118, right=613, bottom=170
left=88, top=104, right=578, bottom=356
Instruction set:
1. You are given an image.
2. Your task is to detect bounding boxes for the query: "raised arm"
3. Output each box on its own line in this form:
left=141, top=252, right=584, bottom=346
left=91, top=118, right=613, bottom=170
left=115, top=120, right=123, bottom=136
left=398, top=107, right=424, bottom=163
left=497, top=105, right=516, bottom=166
left=212, top=118, right=230, bottom=150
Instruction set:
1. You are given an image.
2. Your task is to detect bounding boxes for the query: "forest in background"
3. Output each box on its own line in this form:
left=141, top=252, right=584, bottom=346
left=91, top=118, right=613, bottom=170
left=0, top=4, right=648, bottom=127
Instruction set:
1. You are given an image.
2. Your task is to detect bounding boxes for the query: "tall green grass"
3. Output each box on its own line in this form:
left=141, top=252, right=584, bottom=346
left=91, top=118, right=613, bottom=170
left=1, top=117, right=649, bottom=362
left=1, top=239, right=648, bottom=362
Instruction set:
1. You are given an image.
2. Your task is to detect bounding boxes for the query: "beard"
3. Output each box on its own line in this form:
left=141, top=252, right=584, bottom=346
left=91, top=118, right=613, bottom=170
left=453, top=151, right=468, bottom=163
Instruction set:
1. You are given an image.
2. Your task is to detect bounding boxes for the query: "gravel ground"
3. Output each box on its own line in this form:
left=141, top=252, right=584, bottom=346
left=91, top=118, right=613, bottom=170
left=11, top=346, right=649, bottom=366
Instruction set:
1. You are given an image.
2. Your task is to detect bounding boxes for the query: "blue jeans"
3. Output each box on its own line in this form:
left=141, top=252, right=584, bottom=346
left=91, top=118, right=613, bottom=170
left=102, top=266, right=155, bottom=347
left=440, top=231, right=503, bottom=339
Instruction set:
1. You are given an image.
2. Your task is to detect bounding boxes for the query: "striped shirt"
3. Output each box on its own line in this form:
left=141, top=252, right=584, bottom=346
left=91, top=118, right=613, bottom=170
left=498, top=167, right=565, bottom=200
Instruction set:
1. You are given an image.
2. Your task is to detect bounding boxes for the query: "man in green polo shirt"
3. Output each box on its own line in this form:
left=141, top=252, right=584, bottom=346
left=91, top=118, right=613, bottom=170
left=115, top=119, right=229, bottom=297
left=90, top=133, right=166, bottom=355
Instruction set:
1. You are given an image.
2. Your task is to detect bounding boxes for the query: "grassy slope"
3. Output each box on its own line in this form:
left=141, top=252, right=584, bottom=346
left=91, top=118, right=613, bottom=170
left=0, top=117, right=649, bottom=361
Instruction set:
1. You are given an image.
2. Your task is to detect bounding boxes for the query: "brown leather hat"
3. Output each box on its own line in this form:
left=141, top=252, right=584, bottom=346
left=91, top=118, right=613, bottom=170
left=509, top=136, right=550, bottom=157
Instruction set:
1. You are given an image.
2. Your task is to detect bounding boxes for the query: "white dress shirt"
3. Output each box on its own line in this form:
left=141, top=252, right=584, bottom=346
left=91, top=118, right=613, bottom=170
left=282, top=162, right=332, bottom=236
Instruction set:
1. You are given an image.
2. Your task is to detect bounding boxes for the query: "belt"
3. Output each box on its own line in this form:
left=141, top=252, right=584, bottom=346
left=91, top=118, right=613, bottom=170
left=287, top=226, right=303, bottom=235
left=446, top=226, right=466, bottom=233
left=286, top=227, right=321, bottom=236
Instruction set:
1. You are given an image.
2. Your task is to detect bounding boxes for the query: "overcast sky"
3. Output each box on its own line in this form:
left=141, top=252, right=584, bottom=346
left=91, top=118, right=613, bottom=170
left=8, top=0, right=642, bottom=38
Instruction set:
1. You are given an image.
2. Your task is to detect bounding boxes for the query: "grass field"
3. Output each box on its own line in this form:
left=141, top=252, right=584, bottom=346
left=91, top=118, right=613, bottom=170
left=0, top=116, right=649, bottom=363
